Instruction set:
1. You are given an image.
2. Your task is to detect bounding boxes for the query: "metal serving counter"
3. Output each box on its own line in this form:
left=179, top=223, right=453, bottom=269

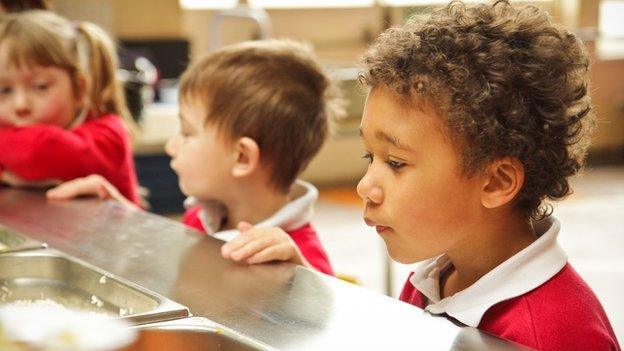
left=0, top=188, right=532, bottom=350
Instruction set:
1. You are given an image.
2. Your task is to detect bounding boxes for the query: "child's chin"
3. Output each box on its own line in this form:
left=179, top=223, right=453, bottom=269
left=385, top=244, right=429, bottom=264
left=385, top=245, right=411, bottom=264
left=388, top=253, right=417, bottom=265
left=177, top=182, right=190, bottom=196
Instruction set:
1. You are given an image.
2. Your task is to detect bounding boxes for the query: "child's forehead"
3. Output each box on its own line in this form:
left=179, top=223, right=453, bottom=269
left=179, top=99, right=208, bottom=122
left=364, top=87, right=436, bottom=126
left=0, top=42, right=46, bottom=73
left=0, top=61, right=60, bottom=80
left=361, top=87, right=452, bottom=148
left=178, top=100, right=232, bottom=138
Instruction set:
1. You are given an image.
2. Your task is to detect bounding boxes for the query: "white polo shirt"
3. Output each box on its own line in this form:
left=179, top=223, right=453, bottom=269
left=408, top=216, right=568, bottom=327
left=184, top=179, right=318, bottom=242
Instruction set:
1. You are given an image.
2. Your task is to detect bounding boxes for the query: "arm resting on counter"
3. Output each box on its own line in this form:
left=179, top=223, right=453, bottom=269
left=0, top=115, right=127, bottom=182
left=47, top=175, right=139, bottom=210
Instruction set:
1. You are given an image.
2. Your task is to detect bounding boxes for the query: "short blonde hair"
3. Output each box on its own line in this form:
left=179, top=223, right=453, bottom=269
left=180, top=40, right=344, bottom=192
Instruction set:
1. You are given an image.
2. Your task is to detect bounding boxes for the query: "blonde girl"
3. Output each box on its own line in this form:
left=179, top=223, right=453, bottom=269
left=0, top=10, right=139, bottom=204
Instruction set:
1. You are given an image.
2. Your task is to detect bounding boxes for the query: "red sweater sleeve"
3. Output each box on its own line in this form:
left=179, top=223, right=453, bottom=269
left=0, top=114, right=139, bottom=203
left=287, top=224, right=334, bottom=276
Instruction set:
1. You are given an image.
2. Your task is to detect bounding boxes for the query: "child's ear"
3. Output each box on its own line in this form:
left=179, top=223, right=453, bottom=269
left=232, top=137, right=260, bottom=178
left=481, top=157, right=525, bottom=209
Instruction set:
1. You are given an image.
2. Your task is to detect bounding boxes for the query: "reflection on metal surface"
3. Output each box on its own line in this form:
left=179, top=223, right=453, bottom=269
left=124, top=317, right=276, bottom=351
left=0, top=189, right=534, bottom=350
left=451, top=327, right=535, bottom=350
left=0, top=224, right=46, bottom=254
left=0, top=250, right=188, bottom=324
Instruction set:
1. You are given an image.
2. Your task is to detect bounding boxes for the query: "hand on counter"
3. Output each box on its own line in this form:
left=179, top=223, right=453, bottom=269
left=221, top=222, right=311, bottom=268
left=46, top=174, right=139, bottom=210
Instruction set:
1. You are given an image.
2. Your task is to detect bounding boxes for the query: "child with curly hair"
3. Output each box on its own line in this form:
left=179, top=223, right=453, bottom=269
left=355, top=1, right=618, bottom=349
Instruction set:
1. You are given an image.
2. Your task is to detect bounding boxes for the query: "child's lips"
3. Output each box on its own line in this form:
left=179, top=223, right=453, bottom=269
left=375, top=225, right=390, bottom=234
left=364, top=217, right=391, bottom=234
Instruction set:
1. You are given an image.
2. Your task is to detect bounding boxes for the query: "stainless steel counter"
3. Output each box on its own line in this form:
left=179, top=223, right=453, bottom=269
left=0, top=188, right=532, bottom=350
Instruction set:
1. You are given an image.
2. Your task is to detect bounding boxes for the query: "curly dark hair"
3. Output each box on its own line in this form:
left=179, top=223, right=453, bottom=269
left=359, top=0, right=595, bottom=219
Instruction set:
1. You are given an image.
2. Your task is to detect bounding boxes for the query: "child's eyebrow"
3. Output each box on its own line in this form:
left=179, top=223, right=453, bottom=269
left=178, top=113, right=192, bottom=128
left=178, top=113, right=188, bottom=123
left=378, top=131, right=411, bottom=150
left=360, top=128, right=411, bottom=151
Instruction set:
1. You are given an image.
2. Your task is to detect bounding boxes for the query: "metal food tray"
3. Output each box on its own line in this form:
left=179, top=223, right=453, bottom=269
left=125, top=317, right=276, bottom=351
left=0, top=224, right=47, bottom=254
left=0, top=249, right=189, bottom=325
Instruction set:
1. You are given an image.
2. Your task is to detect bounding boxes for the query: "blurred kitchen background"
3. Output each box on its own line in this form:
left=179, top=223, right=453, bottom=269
left=49, top=0, right=623, bottom=341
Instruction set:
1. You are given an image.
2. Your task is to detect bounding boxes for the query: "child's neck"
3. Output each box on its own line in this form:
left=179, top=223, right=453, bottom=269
left=220, top=181, right=291, bottom=231
left=440, top=211, right=537, bottom=299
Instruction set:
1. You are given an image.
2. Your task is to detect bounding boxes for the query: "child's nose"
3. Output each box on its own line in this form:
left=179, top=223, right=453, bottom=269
left=164, top=137, right=177, bottom=157
left=13, top=89, right=30, bottom=116
left=357, top=172, right=383, bottom=205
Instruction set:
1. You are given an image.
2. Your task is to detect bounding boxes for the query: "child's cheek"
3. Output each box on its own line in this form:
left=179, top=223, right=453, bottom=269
left=36, top=103, right=72, bottom=128
left=0, top=116, right=13, bottom=128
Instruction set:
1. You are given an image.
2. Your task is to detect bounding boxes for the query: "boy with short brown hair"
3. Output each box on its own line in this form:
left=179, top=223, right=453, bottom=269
left=177, top=40, right=335, bottom=194
left=49, top=39, right=343, bottom=275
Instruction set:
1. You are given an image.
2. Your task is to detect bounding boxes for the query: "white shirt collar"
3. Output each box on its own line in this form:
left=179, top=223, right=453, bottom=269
left=184, top=179, right=318, bottom=242
left=409, top=216, right=568, bottom=327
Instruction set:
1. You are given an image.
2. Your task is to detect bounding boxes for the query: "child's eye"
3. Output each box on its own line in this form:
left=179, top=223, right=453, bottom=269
left=386, top=159, right=406, bottom=170
left=0, top=86, right=11, bottom=95
left=179, top=129, right=194, bottom=140
left=34, top=83, right=50, bottom=91
left=362, top=152, right=373, bottom=163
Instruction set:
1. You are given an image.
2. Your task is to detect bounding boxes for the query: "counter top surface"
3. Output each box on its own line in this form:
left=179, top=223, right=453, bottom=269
left=0, top=188, right=531, bottom=350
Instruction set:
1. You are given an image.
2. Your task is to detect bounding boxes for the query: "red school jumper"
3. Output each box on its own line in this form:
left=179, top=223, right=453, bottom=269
left=399, top=215, right=620, bottom=351
left=400, top=265, right=620, bottom=350
left=0, top=114, right=139, bottom=204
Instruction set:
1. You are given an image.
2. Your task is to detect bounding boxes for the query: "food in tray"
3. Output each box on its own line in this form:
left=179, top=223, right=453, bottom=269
left=0, top=305, right=136, bottom=350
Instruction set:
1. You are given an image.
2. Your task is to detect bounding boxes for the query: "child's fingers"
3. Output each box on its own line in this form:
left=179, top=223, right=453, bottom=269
left=96, top=177, right=138, bottom=209
left=222, top=235, right=276, bottom=262
left=46, top=175, right=138, bottom=210
left=222, top=237, right=267, bottom=261
left=237, top=221, right=253, bottom=232
left=221, top=227, right=264, bottom=257
left=46, top=177, right=105, bottom=200
left=221, top=233, right=251, bottom=258
left=246, top=243, right=292, bottom=264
